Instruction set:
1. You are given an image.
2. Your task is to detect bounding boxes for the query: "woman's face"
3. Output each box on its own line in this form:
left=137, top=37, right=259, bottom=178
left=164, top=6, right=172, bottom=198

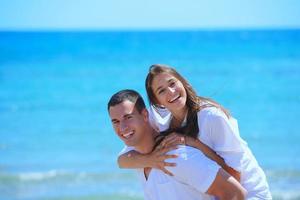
left=151, top=72, right=187, bottom=113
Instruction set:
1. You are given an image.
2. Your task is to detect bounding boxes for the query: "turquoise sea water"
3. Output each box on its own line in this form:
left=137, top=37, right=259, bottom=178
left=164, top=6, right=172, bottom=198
left=0, top=30, right=300, bottom=200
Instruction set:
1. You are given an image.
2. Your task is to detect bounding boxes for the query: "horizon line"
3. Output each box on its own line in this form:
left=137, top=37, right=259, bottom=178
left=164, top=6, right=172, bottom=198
left=0, top=26, right=300, bottom=32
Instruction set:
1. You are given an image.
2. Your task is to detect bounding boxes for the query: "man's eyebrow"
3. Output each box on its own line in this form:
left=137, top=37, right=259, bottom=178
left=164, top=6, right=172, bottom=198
left=111, top=118, right=118, bottom=123
left=123, top=113, right=133, bottom=118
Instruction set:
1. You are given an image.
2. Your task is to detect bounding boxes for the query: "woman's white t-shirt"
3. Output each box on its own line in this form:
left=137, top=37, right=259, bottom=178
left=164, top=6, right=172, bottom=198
left=149, top=106, right=272, bottom=200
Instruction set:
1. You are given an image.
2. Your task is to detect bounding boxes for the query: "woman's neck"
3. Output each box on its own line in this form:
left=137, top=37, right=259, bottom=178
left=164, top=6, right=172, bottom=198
left=171, top=107, right=188, bottom=128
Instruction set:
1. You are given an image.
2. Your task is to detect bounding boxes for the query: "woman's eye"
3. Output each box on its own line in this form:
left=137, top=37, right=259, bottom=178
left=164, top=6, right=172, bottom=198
left=170, top=82, right=175, bottom=87
left=158, top=89, right=165, bottom=94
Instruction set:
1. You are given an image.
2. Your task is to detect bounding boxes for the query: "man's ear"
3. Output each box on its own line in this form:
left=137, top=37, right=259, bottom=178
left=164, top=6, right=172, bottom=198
left=141, top=108, right=149, bottom=122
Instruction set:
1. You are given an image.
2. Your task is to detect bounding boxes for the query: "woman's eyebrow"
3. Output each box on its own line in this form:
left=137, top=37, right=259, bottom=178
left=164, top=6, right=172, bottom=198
left=155, top=78, right=174, bottom=93
left=155, top=86, right=163, bottom=93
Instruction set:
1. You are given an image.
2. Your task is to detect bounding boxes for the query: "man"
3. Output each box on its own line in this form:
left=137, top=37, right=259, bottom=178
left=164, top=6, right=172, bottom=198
left=108, top=89, right=246, bottom=200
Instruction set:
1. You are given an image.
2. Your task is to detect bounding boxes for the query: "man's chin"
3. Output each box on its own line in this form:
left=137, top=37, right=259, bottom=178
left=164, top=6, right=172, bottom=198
left=125, top=140, right=135, bottom=146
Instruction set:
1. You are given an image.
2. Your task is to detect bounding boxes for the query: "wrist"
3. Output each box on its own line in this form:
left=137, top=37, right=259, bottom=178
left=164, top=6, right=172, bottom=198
left=142, top=153, right=154, bottom=168
left=185, top=136, right=197, bottom=148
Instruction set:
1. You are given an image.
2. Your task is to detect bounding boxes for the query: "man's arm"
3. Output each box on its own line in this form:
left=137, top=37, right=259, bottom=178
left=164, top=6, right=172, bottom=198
left=118, top=147, right=178, bottom=176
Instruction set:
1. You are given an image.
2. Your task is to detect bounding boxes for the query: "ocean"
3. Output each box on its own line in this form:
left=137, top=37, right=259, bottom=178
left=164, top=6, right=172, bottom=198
left=0, top=30, right=299, bottom=200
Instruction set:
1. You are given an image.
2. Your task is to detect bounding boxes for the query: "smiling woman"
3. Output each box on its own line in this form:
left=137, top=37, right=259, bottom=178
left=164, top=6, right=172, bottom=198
left=117, top=64, right=272, bottom=199
left=150, top=72, right=188, bottom=127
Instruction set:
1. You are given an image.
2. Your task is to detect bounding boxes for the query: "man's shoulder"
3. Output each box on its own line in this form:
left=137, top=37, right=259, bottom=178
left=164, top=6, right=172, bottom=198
left=167, top=145, right=206, bottom=161
left=118, top=145, right=135, bottom=155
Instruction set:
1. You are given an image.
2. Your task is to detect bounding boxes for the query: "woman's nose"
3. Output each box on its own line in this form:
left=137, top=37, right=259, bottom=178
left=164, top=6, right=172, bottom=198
left=168, top=87, right=175, bottom=93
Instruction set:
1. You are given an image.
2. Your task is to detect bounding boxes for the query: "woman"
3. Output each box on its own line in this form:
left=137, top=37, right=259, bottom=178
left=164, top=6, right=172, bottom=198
left=118, top=64, right=272, bottom=199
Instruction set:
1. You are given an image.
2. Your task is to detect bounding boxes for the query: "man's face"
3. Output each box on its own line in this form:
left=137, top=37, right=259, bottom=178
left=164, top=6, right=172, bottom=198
left=109, top=100, right=148, bottom=147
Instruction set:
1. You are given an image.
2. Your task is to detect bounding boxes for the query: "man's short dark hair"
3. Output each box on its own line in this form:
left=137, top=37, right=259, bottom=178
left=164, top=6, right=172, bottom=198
left=107, top=89, right=146, bottom=113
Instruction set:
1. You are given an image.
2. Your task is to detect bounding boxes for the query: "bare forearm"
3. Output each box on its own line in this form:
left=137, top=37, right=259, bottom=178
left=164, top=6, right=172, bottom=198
left=223, top=165, right=241, bottom=182
left=207, top=169, right=246, bottom=200
left=118, top=150, right=150, bottom=169
left=118, top=146, right=178, bottom=175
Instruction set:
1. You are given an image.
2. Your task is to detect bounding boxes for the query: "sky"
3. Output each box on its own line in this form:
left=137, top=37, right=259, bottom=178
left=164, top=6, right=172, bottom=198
left=0, top=0, right=300, bottom=30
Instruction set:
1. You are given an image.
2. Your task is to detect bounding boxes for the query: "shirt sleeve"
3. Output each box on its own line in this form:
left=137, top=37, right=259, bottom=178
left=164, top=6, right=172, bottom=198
left=118, top=145, right=135, bottom=156
left=148, top=107, right=160, bottom=131
left=148, top=105, right=172, bottom=132
left=165, top=146, right=220, bottom=193
left=203, top=108, right=247, bottom=171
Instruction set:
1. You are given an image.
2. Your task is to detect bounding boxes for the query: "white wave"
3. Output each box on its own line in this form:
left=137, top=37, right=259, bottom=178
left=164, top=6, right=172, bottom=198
left=18, top=170, right=66, bottom=181
left=272, top=190, right=300, bottom=200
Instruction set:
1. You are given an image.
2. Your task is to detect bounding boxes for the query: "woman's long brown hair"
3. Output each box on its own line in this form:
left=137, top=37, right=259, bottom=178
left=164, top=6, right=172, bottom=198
left=145, top=64, right=230, bottom=139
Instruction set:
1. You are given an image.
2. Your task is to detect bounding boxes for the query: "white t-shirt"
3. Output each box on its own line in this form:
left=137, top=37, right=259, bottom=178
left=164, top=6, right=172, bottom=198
left=149, top=106, right=272, bottom=200
left=119, top=145, right=220, bottom=200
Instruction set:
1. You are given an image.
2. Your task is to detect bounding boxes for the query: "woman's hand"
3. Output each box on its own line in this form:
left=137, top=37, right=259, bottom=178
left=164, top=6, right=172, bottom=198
left=160, top=132, right=189, bottom=148
left=146, top=144, right=178, bottom=176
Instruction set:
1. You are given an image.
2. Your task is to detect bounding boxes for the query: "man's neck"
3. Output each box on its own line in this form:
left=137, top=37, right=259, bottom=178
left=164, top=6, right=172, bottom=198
left=135, top=126, right=159, bottom=154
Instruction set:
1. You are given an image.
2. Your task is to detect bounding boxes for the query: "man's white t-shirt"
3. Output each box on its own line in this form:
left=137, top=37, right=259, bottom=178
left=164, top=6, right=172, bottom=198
left=120, top=145, right=220, bottom=200
left=149, top=106, right=272, bottom=200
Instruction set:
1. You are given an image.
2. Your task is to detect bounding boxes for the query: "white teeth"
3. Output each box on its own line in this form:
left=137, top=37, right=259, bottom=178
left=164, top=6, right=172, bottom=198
left=169, top=95, right=180, bottom=103
left=123, top=131, right=134, bottom=139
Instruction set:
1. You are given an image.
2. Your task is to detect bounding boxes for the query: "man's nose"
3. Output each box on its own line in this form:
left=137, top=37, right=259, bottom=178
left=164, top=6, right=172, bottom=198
left=120, top=122, right=128, bottom=132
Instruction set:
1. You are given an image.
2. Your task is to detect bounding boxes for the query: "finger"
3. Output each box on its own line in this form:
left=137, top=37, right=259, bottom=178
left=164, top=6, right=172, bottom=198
left=154, top=144, right=164, bottom=152
left=164, top=137, right=182, bottom=147
left=169, top=132, right=182, bottom=138
left=164, top=162, right=177, bottom=167
left=180, top=136, right=185, bottom=145
left=163, top=135, right=179, bottom=144
left=159, top=145, right=179, bottom=155
left=158, top=153, right=178, bottom=162
left=161, top=135, right=177, bottom=147
left=161, top=168, right=174, bottom=176
left=162, top=154, right=178, bottom=161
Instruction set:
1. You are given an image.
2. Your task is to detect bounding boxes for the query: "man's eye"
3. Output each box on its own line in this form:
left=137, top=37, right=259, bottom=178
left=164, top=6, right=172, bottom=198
left=113, top=121, right=119, bottom=125
left=126, top=116, right=132, bottom=119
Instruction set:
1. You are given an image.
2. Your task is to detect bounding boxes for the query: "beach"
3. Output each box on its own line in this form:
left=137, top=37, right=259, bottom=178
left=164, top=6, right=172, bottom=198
left=0, top=30, right=300, bottom=200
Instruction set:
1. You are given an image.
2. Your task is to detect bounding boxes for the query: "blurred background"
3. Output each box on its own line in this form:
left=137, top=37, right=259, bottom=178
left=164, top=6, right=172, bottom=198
left=0, top=1, right=300, bottom=199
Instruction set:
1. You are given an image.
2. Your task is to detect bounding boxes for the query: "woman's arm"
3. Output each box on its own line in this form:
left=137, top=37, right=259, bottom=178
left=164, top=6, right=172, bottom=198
left=117, top=146, right=178, bottom=176
left=161, top=133, right=241, bottom=182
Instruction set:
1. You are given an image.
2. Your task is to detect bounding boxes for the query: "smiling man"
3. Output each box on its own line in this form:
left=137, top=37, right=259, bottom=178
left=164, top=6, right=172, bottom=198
left=108, top=89, right=246, bottom=200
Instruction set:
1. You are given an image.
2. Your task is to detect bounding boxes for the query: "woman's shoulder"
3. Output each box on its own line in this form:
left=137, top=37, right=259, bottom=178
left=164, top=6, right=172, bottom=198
left=197, top=105, right=231, bottom=129
left=198, top=105, right=224, bottom=118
